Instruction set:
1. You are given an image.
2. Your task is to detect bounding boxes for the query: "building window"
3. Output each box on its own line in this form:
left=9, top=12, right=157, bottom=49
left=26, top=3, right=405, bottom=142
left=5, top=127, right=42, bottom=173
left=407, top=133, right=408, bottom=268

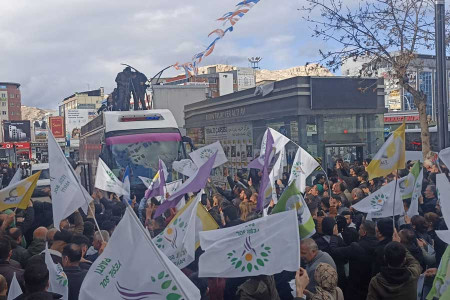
left=10, top=103, right=14, bottom=107
left=2, top=111, right=6, bottom=115
left=208, top=77, right=217, bottom=84
left=1, top=102, right=5, bottom=107
left=9, top=94, right=13, bottom=98
left=419, top=71, right=433, bottom=116
left=0, top=93, right=5, bottom=98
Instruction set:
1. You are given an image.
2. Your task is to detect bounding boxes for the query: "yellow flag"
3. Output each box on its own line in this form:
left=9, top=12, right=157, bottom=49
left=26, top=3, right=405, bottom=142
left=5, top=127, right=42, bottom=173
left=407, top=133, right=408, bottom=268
left=367, top=122, right=405, bottom=180
left=195, top=203, right=219, bottom=249
left=0, top=171, right=41, bottom=211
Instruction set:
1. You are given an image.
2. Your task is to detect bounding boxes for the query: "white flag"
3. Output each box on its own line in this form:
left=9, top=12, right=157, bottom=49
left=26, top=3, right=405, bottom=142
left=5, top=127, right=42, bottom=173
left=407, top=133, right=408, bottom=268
left=439, top=147, right=450, bottom=169
left=94, top=158, right=127, bottom=196
left=288, top=147, right=319, bottom=193
left=352, top=180, right=404, bottom=218
left=79, top=207, right=200, bottom=300
left=199, top=210, right=300, bottom=278
left=173, top=159, right=198, bottom=177
left=7, top=168, right=22, bottom=187
left=269, top=149, right=287, bottom=203
left=189, top=141, right=228, bottom=169
left=49, top=131, right=90, bottom=229
left=7, top=273, right=22, bottom=300
left=153, top=193, right=200, bottom=269
left=138, top=176, right=153, bottom=188
left=250, top=128, right=290, bottom=169
left=407, top=169, right=423, bottom=217
left=437, top=174, right=450, bottom=227
left=45, top=243, right=69, bottom=299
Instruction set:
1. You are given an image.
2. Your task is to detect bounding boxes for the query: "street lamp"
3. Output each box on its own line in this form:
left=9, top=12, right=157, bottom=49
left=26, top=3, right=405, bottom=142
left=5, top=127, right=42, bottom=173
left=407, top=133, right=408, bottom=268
left=435, top=0, right=448, bottom=149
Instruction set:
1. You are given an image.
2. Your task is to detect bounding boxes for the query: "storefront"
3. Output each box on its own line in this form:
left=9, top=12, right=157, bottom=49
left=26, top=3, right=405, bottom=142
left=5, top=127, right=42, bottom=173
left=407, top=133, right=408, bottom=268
left=185, top=76, right=386, bottom=183
left=0, top=142, right=32, bottom=163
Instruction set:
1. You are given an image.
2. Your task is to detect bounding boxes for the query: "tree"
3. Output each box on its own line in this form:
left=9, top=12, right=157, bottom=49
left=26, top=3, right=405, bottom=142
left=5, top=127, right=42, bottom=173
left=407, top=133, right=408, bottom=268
left=302, top=0, right=437, bottom=157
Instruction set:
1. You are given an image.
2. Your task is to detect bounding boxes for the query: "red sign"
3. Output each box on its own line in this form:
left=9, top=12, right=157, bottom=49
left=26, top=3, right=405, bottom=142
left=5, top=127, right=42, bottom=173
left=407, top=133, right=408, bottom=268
left=384, top=115, right=420, bottom=123
left=49, top=116, right=65, bottom=138
left=0, top=142, right=30, bottom=149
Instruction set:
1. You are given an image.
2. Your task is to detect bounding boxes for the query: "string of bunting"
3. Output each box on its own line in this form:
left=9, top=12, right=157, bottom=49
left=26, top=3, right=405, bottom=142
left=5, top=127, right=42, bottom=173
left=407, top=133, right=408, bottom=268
left=173, top=0, right=260, bottom=79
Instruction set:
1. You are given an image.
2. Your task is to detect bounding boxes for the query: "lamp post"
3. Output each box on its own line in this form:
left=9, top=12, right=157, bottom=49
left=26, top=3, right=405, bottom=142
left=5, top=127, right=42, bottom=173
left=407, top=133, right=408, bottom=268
left=435, top=0, right=449, bottom=149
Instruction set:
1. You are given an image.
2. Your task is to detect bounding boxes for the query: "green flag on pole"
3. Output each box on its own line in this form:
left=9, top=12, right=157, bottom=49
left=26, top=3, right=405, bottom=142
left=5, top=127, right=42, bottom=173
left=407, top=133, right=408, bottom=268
left=272, top=180, right=316, bottom=239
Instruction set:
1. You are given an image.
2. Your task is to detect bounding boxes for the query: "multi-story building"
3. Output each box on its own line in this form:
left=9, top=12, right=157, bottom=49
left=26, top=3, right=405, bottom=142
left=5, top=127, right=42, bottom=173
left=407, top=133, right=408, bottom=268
left=0, top=82, right=21, bottom=121
left=59, top=87, right=104, bottom=117
left=341, top=54, right=450, bottom=125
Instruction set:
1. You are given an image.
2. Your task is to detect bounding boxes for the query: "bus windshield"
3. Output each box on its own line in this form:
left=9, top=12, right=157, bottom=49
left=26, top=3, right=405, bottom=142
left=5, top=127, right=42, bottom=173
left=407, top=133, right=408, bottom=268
left=100, top=131, right=185, bottom=193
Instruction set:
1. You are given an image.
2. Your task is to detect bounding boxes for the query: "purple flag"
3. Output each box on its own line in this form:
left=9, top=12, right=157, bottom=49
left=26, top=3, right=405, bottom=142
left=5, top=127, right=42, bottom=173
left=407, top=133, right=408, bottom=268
left=154, top=152, right=217, bottom=218
left=145, top=159, right=167, bottom=199
left=257, top=129, right=274, bottom=211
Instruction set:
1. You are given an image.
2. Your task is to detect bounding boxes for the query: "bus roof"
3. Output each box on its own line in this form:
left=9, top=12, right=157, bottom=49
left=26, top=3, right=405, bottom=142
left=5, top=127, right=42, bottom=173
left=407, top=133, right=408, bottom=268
left=104, top=110, right=178, bottom=133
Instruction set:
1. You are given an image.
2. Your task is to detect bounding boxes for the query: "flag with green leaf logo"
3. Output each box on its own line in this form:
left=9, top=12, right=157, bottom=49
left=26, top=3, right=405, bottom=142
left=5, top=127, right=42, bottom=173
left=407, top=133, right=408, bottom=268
left=198, top=210, right=300, bottom=278
left=426, top=245, right=450, bottom=299
left=271, top=181, right=316, bottom=239
left=398, top=161, right=421, bottom=200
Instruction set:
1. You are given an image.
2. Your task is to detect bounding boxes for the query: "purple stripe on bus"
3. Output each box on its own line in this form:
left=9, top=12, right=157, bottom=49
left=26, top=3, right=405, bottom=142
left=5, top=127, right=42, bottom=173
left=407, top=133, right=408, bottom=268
left=105, top=132, right=181, bottom=145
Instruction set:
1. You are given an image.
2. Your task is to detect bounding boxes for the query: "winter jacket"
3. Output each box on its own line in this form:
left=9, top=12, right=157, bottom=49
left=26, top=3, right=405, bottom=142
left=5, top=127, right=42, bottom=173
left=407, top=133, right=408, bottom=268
left=366, top=252, right=422, bottom=300
left=64, top=266, right=88, bottom=300
left=14, top=291, right=62, bottom=299
left=0, top=260, right=24, bottom=289
left=236, top=275, right=280, bottom=300
left=329, top=235, right=378, bottom=300
left=314, top=235, right=347, bottom=289
left=26, top=238, right=46, bottom=257
left=11, top=245, right=30, bottom=268
left=372, top=237, right=392, bottom=276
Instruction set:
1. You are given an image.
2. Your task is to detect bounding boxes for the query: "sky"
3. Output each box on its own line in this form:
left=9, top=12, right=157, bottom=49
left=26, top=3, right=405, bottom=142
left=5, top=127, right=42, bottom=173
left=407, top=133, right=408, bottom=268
left=0, top=0, right=333, bottom=109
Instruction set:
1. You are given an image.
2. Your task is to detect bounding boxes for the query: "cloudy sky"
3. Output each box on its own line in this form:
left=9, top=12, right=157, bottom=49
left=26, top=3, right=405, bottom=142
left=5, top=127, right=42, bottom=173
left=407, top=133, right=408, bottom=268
left=0, top=0, right=330, bottom=110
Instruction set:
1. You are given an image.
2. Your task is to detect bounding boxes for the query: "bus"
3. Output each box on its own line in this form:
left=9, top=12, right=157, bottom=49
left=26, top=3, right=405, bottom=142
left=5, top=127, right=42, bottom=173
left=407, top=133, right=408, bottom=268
left=79, top=110, right=188, bottom=199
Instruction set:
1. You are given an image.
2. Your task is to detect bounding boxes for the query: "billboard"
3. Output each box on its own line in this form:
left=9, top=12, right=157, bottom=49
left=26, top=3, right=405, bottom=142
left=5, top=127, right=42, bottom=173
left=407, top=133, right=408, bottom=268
left=49, top=116, right=65, bottom=138
left=33, top=120, right=48, bottom=142
left=66, top=109, right=96, bottom=147
left=237, top=67, right=256, bottom=91
left=3, top=121, right=31, bottom=142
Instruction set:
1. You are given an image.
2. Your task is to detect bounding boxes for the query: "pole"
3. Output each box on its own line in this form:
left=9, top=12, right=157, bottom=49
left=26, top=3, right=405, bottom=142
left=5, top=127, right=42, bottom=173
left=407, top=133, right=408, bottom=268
left=392, top=170, right=399, bottom=229
left=436, top=0, right=449, bottom=150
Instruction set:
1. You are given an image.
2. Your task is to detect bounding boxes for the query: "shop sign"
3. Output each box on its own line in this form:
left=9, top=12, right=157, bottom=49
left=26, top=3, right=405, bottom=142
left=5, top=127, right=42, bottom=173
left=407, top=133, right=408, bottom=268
left=384, top=115, right=420, bottom=123
left=205, top=108, right=246, bottom=121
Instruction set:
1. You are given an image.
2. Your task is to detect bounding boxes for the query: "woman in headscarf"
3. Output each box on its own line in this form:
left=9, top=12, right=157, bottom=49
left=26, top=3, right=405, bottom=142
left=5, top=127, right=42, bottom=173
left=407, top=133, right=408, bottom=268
left=308, top=263, right=344, bottom=300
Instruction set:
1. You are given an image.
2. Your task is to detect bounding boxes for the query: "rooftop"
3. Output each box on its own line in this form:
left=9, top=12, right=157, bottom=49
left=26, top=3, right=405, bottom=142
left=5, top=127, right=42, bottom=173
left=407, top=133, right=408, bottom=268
left=0, top=82, right=20, bottom=88
left=63, top=87, right=104, bottom=102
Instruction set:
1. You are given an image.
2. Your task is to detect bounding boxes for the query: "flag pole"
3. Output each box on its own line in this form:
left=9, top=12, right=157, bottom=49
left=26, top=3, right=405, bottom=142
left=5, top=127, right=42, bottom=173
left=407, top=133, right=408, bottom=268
left=392, top=169, right=399, bottom=229
left=289, top=140, right=331, bottom=195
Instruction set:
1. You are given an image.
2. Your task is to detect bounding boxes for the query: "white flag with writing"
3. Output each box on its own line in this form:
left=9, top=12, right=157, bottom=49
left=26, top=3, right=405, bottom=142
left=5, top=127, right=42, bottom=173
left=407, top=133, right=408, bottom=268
left=407, top=169, right=423, bottom=217
left=189, top=141, right=228, bottom=169
left=199, top=210, right=300, bottom=278
left=45, top=243, right=69, bottom=299
left=288, top=147, right=319, bottom=193
left=173, top=159, right=198, bottom=177
left=79, top=207, right=200, bottom=300
left=94, top=158, right=127, bottom=196
left=6, top=273, right=22, bottom=300
left=49, top=131, right=89, bottom=229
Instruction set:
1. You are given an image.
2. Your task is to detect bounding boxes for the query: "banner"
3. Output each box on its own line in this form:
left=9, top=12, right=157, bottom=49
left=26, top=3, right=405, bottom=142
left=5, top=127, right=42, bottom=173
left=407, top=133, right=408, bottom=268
left=199, top=210, right=300, bottom=278
left=94, top=158, right=127, bottom=196
left=173, top=159, right=198, bottom=177
left=288, top=146, right=319, bottom=193
left=49, top=116, right=65, bottom=139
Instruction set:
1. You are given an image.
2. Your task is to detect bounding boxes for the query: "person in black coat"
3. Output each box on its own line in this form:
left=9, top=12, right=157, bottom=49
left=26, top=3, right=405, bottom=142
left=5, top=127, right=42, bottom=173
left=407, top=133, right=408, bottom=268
left=62, top=244, right=87, bottom=300
left=14, top=262, right=62, bottom=299
left=372, top=217, right=393, bottom=276
left=330, top=220, right=378, bottom=300
left=314, top=217, right=347, bottom=290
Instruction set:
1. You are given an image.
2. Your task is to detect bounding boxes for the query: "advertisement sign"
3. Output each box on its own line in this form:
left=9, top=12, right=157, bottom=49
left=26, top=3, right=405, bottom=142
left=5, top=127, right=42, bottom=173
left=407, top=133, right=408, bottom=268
left=237, top=67, right=256, bottom=91
left=33, top=120, right=48, bottom=142
left=3, top=121, right=31, bottom=142
left=49, top=116, right=65, bottom=138
left=66, top=109, right=96, bottom=147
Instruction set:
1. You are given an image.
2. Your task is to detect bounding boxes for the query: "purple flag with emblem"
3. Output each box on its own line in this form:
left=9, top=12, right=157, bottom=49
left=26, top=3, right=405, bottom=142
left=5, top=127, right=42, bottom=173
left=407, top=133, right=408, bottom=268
left=145, top=159, right=167, bottom=199
left=257, top=129, right=274, bottom=211
left=154, top=152, right=217, bottom=218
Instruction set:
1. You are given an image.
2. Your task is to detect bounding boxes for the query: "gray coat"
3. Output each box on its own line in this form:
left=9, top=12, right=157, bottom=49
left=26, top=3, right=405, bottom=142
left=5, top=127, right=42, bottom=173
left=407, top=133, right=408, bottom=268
left=306, top=250, right=337, bottom=292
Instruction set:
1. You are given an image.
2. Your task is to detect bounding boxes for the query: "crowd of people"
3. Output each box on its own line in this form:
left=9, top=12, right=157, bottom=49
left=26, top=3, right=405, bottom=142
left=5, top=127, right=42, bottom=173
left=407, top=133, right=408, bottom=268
left=0, top=156, right=446, bottom=300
